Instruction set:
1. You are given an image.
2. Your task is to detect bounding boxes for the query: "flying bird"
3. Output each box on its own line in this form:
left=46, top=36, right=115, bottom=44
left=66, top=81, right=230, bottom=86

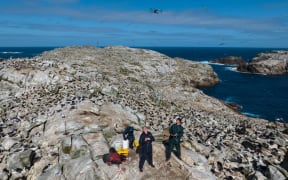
left=150, top=8, right=162, bottom=14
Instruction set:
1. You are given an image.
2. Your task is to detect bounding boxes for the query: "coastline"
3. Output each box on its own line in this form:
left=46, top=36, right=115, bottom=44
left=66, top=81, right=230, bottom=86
left=0, top=46, right=287, bottom=179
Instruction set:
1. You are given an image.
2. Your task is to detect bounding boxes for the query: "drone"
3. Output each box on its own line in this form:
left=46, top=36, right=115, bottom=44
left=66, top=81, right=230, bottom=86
left=150, top=8, right=162, bottom=14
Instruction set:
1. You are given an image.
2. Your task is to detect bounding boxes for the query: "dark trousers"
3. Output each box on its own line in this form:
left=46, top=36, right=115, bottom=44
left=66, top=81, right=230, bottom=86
left=166, top=138, right=181, bottom=159
left=128, top=138, right=135, bottom=149
left=139, top=152, right=153, bottom=170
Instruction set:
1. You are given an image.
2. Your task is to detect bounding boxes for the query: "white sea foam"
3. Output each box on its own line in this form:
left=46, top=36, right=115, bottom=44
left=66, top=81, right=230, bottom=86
left=242, top=112, right=261, bottom=118
left=224, top=66, right=237, bottom=72
left=211, top=62, right=225, bottom=66
left=200, top=61, right=226, bottom=66
left=275, top=117, right=285, bottom=122
left=0, top=51, right=23, bottom=54
left=223, top=66, right=267, bottom=75
left=200, top=61, right=209, bottom=64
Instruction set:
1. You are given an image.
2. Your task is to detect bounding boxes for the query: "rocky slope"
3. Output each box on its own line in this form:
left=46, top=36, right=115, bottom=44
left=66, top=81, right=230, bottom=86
left=237, top=50, right=288, bottom=75
left=0, top=46, right=287, bottom=180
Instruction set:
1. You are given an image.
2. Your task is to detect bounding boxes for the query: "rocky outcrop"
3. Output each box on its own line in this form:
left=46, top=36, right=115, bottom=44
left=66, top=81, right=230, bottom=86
left=210, top=56, right=246, bottom=66
left=0, top=46, right=287, bottom=179
left=237, top=50, right=288, bottom=75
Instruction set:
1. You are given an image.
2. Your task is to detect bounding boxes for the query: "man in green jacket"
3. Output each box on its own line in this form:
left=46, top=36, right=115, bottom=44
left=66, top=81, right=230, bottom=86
left=166, top=118, right=184, bottom=161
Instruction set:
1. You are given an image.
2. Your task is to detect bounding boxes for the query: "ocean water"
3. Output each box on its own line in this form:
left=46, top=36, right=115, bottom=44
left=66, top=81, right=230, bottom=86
left=0, top=47, right=56, bottom=59
left=1, top=47, right=287, bottom=122
left=145, top=47, right=288, bottom=122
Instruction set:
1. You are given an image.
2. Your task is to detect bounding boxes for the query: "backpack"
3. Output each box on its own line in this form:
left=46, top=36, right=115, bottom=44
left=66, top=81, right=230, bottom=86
left=109, top=152, right=122, bottom=164
left=102, top=152, right=122, bottom=165
left=102, top=147, right=122, bottom=165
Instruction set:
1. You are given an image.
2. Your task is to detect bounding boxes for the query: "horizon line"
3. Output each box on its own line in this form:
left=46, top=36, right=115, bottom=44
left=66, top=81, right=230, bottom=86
left=0, top=45, right=287, bottom=49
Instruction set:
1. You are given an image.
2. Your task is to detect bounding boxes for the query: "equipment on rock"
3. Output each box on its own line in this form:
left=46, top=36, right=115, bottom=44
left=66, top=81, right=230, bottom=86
left=102, top=147, right=124, bottom=166
left=113, top=140, right=129, bottom=157
left=118, top=139, right=129, bottom=157
left=133, top=139, right=140, bottom=149
left=123, top=139, right=129, bottom=149
left=133, top=139, right=140, bottom=153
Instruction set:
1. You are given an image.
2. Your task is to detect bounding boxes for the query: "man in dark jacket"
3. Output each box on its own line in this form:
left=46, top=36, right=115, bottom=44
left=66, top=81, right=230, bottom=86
left=166, top=118, right=184, bottom=161
left=139, top=126, right=155, bottom=172
left=123, top=124, right=135, bottom=149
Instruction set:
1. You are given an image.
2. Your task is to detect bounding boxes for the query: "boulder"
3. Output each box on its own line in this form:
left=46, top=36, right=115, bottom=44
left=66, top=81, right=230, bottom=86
left=1, top=136, right=18, bottom=150
left=99, top=103, right=141, bottom=132
left=210, top=56, right=246, bottom=66
left=82, top=133, right=109, bottom=159
left=7, top=149, right=36, bottom=171
left=237, top=50, right=288, bottom=75
left=36, top=165, right=63, bottom=180
left=268, top=165, right=287, bottom=180
left=62, top=155, right=100, bottom=180
left=281, top=151, right=288, bottom=171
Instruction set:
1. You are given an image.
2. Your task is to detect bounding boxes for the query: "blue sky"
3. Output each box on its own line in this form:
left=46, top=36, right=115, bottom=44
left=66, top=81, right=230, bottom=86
left=0, top=0, right=287, bottom=47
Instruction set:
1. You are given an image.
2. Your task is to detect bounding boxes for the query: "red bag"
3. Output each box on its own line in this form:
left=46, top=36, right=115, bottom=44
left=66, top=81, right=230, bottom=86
left=109, top=152, right=121, bottom=164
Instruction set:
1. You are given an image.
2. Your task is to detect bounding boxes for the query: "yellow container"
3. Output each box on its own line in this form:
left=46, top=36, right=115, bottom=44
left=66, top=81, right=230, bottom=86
left=117, top=148, right=129, bottom=157
left=133, top=139, right=140, bottom=148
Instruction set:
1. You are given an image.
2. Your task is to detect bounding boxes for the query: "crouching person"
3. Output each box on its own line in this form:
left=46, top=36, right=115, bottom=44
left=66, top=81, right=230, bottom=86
left=139, top=126, right=155, bottom=172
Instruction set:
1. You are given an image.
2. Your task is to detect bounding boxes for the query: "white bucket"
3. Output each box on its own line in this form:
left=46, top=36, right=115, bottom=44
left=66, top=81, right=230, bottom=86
left=122, top=140, right=129, bottom=149
left=114, top=141, right=122, bottom=150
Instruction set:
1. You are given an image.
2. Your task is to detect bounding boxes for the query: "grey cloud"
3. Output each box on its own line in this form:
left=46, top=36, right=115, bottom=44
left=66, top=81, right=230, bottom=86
left=1, top=3, right=287, bottom=46
left=3, top=5, right=287, bottom=34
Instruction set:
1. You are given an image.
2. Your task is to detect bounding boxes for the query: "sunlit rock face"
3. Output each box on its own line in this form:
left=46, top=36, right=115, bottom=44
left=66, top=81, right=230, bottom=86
left=237, top=50, right=288, bottom=75
left=0, top=46, right=287, bottom=179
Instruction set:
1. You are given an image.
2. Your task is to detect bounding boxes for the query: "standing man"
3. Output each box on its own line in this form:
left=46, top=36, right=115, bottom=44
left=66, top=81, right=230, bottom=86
left=139, top=126, right=155, bottom=172
left=123, top=124, right=135, bottom=149
left=166, top=118, right=184, bottom=161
